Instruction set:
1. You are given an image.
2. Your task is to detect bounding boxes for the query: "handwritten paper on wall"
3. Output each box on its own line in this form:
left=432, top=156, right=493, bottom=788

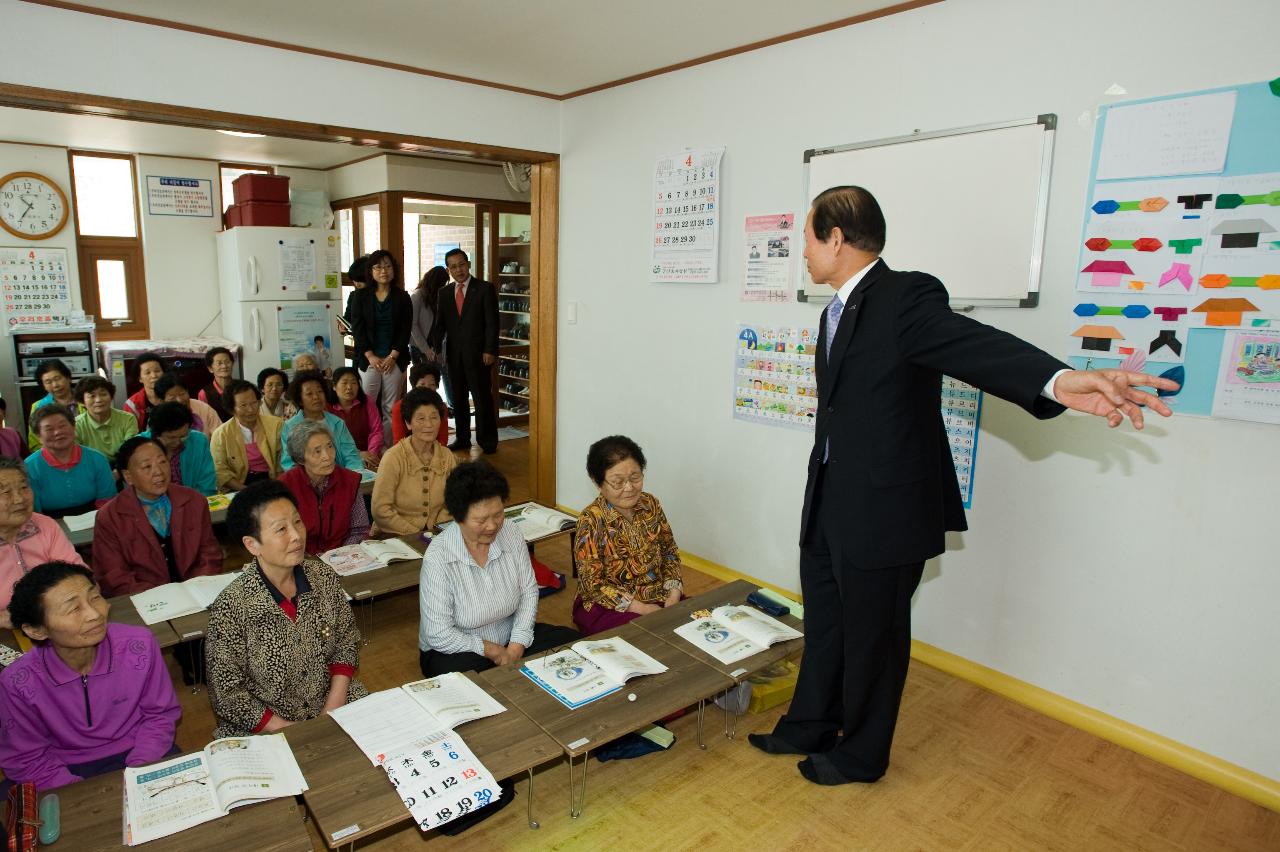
left=279, top=237, right=318, bottom=291
left=741, top=213, right=794, bottom=302
left=1095, top=91, right=1236, bottom=180
left=651, top=147, right=723, bottom=283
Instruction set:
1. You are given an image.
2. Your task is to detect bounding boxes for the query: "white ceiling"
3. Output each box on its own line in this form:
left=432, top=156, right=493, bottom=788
left=60, top=0, right=907, bottom=96
left=0, top=106, right=456, bottom=169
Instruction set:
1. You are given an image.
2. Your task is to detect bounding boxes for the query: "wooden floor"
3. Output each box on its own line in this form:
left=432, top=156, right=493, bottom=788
left=165, top=438, right=1279, bottom=851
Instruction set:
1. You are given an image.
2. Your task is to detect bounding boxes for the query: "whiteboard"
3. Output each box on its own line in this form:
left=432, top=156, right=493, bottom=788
left=802, top=116, right=1056, bottom=306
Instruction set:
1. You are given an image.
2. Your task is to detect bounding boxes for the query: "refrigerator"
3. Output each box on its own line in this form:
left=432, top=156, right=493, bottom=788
left=216, top=227, right=343, bottom=379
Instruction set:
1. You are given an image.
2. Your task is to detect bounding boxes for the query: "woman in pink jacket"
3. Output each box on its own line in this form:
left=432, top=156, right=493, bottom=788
left=0, top=457, right=85, bottom=630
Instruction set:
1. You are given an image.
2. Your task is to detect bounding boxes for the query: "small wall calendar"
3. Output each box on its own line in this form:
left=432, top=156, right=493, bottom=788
left=941, top=377, right=983, bottom=509
left=733, top=324, right=819, bottom=430
left=651, top=147, right=724, bottom=283
left=1, top=246, right=71, bottom=327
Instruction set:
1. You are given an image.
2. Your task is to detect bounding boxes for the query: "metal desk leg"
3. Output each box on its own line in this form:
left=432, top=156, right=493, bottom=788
left=526, top=768, right=539, bottom=829
left=697, top=699, right=707, bottom=750
left=567, top=751, right=589, bottom=819
left=722, top=697, right=740, bottom=739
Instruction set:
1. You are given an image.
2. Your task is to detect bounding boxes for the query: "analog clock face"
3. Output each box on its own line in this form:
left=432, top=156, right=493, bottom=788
left=0, top=173, right=69, bottom=239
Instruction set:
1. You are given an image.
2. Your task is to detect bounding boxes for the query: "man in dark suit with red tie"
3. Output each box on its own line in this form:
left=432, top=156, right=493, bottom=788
left=429, top=248, right=499, bottom=453
left=748, top=186, right=1178, bottom=785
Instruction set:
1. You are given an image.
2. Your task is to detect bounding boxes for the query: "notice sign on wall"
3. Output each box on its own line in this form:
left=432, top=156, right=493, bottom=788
left=145, top=176, right=214, bottom=217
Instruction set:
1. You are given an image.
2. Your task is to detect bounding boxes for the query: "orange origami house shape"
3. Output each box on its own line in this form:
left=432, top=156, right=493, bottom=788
left=1071, top=324, right=1124, bottom=351
left=1192, top=297, right=1260, bottom=326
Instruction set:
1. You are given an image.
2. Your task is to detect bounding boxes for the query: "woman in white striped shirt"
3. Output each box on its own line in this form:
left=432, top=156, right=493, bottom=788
left=418, top=462, right=578, bottom=678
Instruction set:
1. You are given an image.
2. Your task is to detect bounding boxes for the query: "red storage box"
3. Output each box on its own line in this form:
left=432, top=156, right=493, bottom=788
left=224, top=205, right=241, bottom=228
left=232, top=173, right=290, bottom=204
left=231, top=199, right=291, bottom=225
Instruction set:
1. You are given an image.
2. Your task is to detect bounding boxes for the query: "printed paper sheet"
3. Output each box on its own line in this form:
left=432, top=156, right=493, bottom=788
left=651, top=147, right=723, bottom=283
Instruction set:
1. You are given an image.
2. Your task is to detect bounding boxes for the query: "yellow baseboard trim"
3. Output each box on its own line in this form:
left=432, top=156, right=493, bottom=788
left=674, top=548, right=1280, bottom=814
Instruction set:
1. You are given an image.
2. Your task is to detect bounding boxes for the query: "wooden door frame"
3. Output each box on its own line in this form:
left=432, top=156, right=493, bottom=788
left=0, top=83, right=560, bottom=505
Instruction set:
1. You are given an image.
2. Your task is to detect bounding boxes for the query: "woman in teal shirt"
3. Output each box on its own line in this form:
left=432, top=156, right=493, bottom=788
left=279, top=371, right=364, bottom=473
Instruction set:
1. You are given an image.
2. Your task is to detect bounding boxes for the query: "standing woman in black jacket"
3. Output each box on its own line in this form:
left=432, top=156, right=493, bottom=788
left=348, top=249, right=412, bottom=449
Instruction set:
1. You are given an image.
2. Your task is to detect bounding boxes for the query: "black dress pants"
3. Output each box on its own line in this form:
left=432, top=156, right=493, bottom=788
left=419, top=622, right=581, bottom=679
left=772, top=465, right=925, bottom=782
left=443, top=355, right=497, bottom=451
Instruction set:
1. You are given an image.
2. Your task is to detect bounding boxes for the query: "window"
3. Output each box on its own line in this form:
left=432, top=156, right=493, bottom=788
left=219, top=163, right=272, bottom=211
left=69, top=151, right=148, bottom=338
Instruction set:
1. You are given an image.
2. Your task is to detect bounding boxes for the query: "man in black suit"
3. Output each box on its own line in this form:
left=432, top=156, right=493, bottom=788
left=748, top=186, right=1177, bottom=785
left=429, top=248, right=499, bottom=453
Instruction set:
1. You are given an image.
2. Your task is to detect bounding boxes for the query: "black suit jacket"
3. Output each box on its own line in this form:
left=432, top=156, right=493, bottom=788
left=348, top=285, right=413, bottom=372
left=801, top=259, right=1069, bottom=569
left=429, top=277, right=498, bottom=365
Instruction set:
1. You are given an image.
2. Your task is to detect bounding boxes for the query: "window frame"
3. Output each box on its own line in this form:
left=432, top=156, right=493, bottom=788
left=68, top=150, right=149, bottom=339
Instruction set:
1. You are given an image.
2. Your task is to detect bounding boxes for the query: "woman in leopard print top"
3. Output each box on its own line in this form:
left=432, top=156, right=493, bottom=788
left=205, top=480, right=368, bottom=738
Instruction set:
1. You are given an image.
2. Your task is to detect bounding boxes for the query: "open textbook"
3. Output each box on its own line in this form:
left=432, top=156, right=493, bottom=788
left=320, top=537, right=421, bottom=576
left=438, top=502, right=575, bottom=543
left=123, top=734, right=307, bottom=846
left=129, top=573, right=240, bottom=625
left=674, top=605, right=803, bottom=665
left=329, top=672, right=505, bottom=765
left=520, top=637, right=667, bottom=710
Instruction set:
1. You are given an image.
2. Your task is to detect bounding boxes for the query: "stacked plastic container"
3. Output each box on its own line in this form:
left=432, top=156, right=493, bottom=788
left=224, top=174, right=290, bottom=229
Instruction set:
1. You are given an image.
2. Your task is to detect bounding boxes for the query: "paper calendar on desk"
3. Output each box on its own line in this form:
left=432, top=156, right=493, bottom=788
left=941, top=377, right=982, bottom=509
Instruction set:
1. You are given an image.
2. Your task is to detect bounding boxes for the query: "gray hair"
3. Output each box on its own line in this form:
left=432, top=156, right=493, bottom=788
left=0, top=456, right=30, bottom=482
left=286, top=418, right=334, bottom=466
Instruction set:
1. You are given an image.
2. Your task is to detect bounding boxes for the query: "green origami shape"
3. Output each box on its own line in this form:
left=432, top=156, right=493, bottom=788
left=1271, top=77, right=1280, bottom=97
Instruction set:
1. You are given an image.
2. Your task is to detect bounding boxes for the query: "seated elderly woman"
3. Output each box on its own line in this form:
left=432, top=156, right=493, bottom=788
left=211, top=380, right=284, bottom=492
left=372, top=388, right=456, bottom=536
left=329, top=366, right=384, bottom=468
left=572, top=435, right=684, bottom=636
left=123, top=352, right=168, bottom=431
left=418, top=461, right=578, bottom=678
left=278, top=419, right=369, bottom=554
left=24, top=404, right=115, bottom=518
left=73, top=375, right=139, bottom=466
left=279, top=370, right=364, bottom=473
left=206, top=480, right=368, bottom=737
left=93, top=436, right=222, bottom=596
left=0, top=398, right=22, bottom=461
left=257, top=368, right=295, bottom=420
left=0, top=560, right=181, bottom=791
left=0, top=457, right=86, bottom=629
left=28, top=359, right=83, bottom=452
left=155, top=373, right=222, bottom=439
left=140, top=402, right=217, bottom=497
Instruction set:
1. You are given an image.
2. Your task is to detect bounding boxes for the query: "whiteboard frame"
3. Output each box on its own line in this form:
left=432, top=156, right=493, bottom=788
left=799, top=114, right=1056, bottom=307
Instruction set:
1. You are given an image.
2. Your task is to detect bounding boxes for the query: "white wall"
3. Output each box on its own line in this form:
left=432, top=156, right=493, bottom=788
left=0, top=142, right=81, bottom=413
left=0, top=0, right=561, bottom=156
left=557, top=0, right=1280, bottom=779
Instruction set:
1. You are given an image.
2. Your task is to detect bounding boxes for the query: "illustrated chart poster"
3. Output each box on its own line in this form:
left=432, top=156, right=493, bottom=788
left=1069, top=78, right=1280, bottom=424
left=0, top=246, right=71, bottom=327
left=651, top=147, right=723, bottom=283
left=941, top=378, right=982, bottom=509
left=277, top=303, right=332, bottom=370
left=741, top=212, right=794, bottom=302
left=733, top=325, right=818, bottom=430
left=145, top=176, right=214, bottom=217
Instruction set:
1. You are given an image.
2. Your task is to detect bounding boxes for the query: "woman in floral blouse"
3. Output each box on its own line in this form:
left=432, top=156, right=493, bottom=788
left=572, top=435, right=683, bottom=635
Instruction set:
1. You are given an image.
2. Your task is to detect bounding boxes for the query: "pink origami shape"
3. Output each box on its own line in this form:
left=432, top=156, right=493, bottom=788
left=1158, top=262, right=1193, bottom=291
left=1081, top=260, right=1134, bottom=287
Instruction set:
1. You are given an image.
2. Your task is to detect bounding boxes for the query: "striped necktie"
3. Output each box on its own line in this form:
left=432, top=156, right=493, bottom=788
left=825, top=295, right=845, bottom=360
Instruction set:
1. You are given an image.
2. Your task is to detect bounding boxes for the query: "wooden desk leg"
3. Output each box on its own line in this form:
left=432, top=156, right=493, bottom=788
left=697, top=699, right=707, bottom=750
left=526, top=767, right=539, bottom=830
left=567, top=752, right=589, bottom=819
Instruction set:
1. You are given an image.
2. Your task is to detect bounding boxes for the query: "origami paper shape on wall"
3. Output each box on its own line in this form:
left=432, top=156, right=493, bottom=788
left=1211, top=218, right=1275, bottom=249
left=1150, top=330, right=1183, bottom=357
left=1071, top=324, right=1125, bottom=351
left=1192, top=298, right=1260, bottom=326
left=1081, top=260, right=1134, bottom=287
left=1168, top=238, right=1202, bottom=255
left=1158, top=262, right=1193, bottom=290
left=1153, top=306, right=1188, bottom=322
left=1178, top=193, right=1213, bottom=210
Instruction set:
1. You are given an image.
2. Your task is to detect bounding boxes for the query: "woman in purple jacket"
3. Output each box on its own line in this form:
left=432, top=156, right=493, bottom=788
left=0, top=561, right=181, bottom=791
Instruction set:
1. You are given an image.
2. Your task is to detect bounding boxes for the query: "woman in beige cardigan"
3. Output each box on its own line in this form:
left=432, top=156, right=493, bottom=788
left=210, top=380, right=284, bottom=492
left=371, top=388, right=456, bottom=535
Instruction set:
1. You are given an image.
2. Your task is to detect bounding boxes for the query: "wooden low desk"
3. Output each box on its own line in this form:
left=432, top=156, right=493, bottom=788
left=634, top=579, right=804, bottom=737
left=285, top=671, right=560, bottom=849
left=56, top=772, right=311, bottom=852
left=337, top=533, right=426, bottom=642
left=481, top=622, right=732, bottom=818
left=107, top=596, right=180, bottom=649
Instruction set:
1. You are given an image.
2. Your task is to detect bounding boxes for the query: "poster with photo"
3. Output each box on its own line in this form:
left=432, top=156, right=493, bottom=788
left=277, top=303, right=333, bottom=371
left=742, top=213, right=794, bottom=302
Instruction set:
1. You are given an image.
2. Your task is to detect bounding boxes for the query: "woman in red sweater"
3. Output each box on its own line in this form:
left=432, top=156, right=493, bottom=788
left=277, top=418, right=368, bottom=555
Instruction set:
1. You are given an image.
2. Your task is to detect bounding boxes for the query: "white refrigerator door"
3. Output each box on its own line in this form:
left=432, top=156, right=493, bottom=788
left=216, top=227, right=341, bottom=302
left=228, top=300, right=345, bottom=380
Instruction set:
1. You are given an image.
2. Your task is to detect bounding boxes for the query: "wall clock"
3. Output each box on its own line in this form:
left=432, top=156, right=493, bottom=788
left=0, top=171, right=70, bottom=240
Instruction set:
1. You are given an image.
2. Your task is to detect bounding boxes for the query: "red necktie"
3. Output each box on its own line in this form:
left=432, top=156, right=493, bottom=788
left=455, top=282, right=465, bottom=315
